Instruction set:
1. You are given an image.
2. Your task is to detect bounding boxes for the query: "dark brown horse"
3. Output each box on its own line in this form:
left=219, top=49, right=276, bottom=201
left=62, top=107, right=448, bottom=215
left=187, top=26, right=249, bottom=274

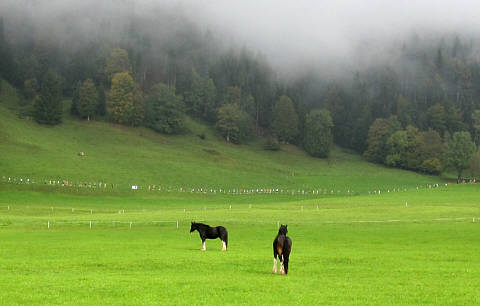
left=272, top=224, right=292, bottom=274
left=190, top=222, right=228, bottom=251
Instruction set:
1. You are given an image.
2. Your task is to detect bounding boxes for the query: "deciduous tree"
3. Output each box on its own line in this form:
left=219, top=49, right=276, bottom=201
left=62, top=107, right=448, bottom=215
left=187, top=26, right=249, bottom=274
left=108, top=72, right=134, bottom=125
left=303, top=109, right=334, bottom=158
left=216, top=103, right=252, bottom=144
left=272, top=95, right=298, bottom=143
left=78, top=79, right=98, bottom=121
left=444, top=131, right=476, bottom=180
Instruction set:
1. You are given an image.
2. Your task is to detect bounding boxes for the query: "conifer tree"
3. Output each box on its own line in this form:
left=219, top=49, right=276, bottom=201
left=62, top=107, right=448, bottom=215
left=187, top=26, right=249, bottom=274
left=33, top=70, right=63, bottom=125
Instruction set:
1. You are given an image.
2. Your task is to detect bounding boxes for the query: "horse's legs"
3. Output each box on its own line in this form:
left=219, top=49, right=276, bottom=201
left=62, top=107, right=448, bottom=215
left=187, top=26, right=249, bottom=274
left=201, top=239, right=206, bottom=251
left=272, top=256, right=277, bottom=273
left=280, top=255, right=285, bottom=274
left=221, top=240, right=227, bottom=251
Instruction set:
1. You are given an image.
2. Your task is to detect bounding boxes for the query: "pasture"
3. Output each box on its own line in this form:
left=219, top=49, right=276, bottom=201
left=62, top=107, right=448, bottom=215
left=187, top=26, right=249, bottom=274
left=1, top=184, right=479, bottom=305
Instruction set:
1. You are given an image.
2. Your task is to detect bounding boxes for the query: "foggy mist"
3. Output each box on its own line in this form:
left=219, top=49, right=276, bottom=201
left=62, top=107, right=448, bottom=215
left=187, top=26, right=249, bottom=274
left=2, top=0, right=480, bottom=74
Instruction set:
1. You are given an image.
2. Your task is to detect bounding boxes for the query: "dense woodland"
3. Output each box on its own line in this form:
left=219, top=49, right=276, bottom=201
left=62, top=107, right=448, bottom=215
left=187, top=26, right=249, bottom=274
left=1, top=4, right=480, bottom=179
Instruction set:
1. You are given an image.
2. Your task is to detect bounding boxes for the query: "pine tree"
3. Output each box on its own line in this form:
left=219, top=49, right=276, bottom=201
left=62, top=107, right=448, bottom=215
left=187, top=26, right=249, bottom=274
left=33, top=70, right=63, bottom=125
left=96, top=83, right=106, bottom=116
left=145, top=83, right=184, bottom=134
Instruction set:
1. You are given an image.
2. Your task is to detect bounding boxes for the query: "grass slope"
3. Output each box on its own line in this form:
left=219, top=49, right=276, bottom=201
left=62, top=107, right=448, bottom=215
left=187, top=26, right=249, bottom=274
left=0, top=79, right=442, bottom=193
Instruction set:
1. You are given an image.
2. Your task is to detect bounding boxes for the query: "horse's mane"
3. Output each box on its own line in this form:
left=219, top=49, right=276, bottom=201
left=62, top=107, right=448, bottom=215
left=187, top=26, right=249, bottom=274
left=193, top=222, right=209, bottom=228
left=278, top=225, right=288, bottom=236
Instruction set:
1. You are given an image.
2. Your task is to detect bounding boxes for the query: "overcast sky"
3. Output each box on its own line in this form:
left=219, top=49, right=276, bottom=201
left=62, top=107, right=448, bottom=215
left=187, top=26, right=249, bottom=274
left=2, top=0, right=480, bottom=72
left=189, top=0, right=480, bottom=68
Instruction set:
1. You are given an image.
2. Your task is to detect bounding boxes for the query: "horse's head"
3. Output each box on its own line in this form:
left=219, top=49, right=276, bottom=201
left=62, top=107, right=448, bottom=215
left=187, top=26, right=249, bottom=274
left=190, top=221, right=198, bottom=233
left=278, top=224, right=288, bottom=235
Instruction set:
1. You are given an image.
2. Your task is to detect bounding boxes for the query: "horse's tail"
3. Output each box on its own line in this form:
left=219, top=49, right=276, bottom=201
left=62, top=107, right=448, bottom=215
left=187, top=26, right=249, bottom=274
left=220, top=226, right=228, bottom=249
left=283, top=237, right=292, bottom=274
left=224, top=229, right=228, bottom=248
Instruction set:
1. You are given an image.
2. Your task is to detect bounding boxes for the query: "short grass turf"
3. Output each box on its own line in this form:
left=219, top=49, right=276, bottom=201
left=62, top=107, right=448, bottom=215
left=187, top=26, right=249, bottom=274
left=1, top=185, right=479, bottom=305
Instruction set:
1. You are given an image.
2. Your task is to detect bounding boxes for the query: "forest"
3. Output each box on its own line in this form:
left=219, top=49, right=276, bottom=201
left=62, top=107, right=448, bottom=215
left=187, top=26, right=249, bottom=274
left=1, top=1, right=479, bottom=179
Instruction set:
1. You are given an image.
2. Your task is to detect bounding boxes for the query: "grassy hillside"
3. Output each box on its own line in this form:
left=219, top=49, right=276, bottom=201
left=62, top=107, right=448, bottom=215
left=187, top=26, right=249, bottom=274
left=0, top=79, right=443, bottom=195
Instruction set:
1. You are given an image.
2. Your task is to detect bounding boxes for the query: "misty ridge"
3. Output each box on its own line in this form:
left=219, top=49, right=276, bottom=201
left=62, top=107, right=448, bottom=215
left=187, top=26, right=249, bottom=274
left=1, top=0, right=480, bottom=177
left=3, top=0, right=480, bottom=72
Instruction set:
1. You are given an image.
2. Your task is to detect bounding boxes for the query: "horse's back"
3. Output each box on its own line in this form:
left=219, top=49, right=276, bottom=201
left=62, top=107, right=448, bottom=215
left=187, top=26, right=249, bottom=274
left=217, top=226, right=228, bottom=238
left=274, top=235, right=292, bottom=256
left=284, top=236, right=292, bottom=253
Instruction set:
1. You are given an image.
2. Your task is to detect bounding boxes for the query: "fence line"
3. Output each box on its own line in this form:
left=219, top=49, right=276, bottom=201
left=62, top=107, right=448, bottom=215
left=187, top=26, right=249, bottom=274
left=38, top=219, right=180, bottom=229
left=1, top=215, right=478, bottom=229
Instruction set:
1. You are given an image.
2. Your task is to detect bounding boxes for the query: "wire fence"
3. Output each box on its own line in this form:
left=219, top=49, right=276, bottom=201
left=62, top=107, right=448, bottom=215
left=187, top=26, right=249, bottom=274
left=3, top=174, right=466, bottom=197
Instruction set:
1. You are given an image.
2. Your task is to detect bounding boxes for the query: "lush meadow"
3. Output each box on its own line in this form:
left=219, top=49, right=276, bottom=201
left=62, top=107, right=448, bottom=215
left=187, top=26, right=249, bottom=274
left=1, top=184, right=479, bottom=305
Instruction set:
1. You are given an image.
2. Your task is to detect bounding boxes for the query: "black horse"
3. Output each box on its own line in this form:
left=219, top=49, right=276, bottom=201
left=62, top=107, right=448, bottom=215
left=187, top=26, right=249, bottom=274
left=272, top=224, right=292, bottom=274
left=190, top=222, right=228, bottom=251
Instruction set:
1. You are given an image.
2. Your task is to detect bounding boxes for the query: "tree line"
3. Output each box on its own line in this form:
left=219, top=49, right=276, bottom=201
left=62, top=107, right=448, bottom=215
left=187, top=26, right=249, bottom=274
left=0, top=14, right=479, bottom=178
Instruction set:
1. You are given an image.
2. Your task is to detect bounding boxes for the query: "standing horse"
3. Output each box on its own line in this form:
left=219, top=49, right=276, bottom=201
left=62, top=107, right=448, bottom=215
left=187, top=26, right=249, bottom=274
left=272, top=224, right=292, bottom=275
left=190, top=222, right=228, bottom=251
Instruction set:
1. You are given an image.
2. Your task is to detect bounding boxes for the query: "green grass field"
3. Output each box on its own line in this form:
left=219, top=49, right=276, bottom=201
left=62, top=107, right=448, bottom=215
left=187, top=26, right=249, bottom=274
left=1, top=186, right=479, bottom=305
left=1, top=79, right=480, bottom=304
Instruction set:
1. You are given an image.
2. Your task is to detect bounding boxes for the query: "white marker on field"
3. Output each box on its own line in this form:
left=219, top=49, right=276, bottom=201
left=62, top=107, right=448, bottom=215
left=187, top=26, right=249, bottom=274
left=89, top=221, right=92, bottom=229
left=176, top=221, right=179, bottom=229
left=47, top=221, right=50, bottom=229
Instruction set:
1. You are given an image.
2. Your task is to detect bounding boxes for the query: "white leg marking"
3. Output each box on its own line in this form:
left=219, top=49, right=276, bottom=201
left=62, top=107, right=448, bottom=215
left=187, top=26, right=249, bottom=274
left=202, top=241, right=206, bottom=251
left=222, top=241, right=227, bottom=251
left=272, top=258, right=277, bottom=273
left=280, top=263, right=285, bottom=274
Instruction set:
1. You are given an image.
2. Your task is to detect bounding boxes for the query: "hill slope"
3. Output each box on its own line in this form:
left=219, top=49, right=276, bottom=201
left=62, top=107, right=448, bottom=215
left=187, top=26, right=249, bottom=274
left=0, top=80, right=442, bottom=193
